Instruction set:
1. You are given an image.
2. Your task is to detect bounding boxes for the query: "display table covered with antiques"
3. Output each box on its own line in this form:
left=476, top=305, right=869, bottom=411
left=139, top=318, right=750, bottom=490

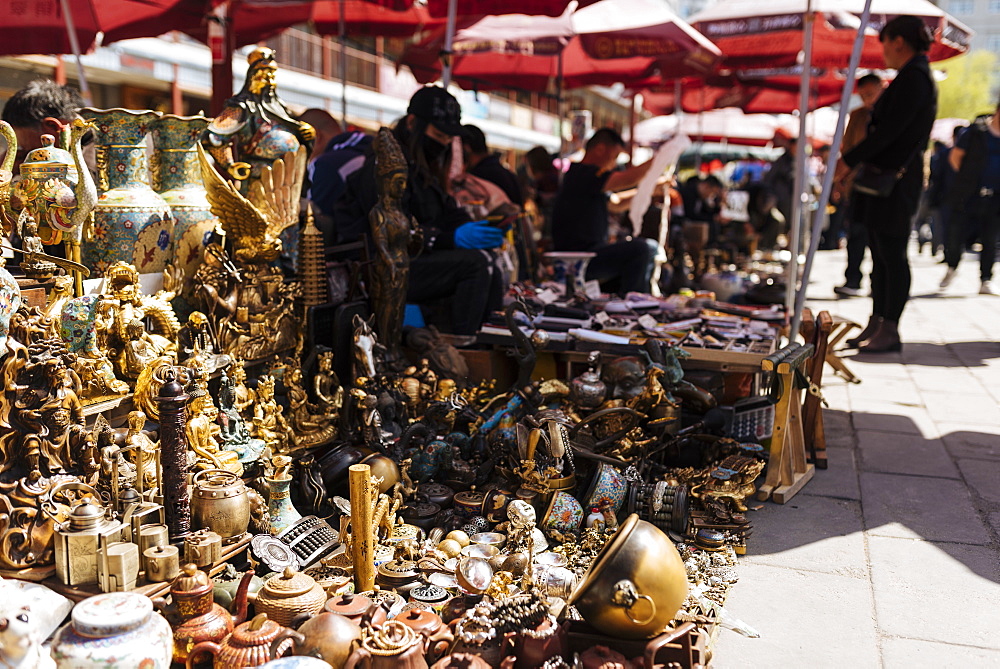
left=0, top=52, right=839, bottom=669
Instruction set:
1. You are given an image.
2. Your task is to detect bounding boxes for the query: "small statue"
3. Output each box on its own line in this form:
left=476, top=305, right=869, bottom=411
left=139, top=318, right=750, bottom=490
left=285, top=366, right=338, bottom=451
left=0, top=605, right=56, bottom=669
left=368, top=128, right=414, bottom=364
left=230, top=358, right=256, bottom=417
left=124, top=410, right=158, bottom=492
left=216, top=369, right=267, bottom=464
left=352, top=314, right=380, bottom=380
left=350, top=387, right=388, bottom=452
left=252, top=375, right=289, bottom=454
left=122, top=319, right=162, bottom=380
left=43, top=275, right=74, bottom=338
left=313, top=350, right=343, bottom=415
left=177, top=310, right=231, bottom=373
left=17, top=213, right=58, bottom=278
left=186, top=390, right=243, bottom=476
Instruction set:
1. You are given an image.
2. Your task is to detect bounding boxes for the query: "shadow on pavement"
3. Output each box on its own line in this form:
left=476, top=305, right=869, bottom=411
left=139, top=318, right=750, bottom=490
left=845, top=341, right=1000, bottom=367
left=743, top=409, right=999, bottom=585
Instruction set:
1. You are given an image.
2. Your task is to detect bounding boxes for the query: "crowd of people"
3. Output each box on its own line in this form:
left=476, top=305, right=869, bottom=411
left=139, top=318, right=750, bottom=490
left=2, top=13, right=994, bottom=348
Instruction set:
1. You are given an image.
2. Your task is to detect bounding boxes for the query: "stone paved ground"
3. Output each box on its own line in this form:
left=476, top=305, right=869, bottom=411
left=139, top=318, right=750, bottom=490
left=713, top=244, right=1000, bottom=668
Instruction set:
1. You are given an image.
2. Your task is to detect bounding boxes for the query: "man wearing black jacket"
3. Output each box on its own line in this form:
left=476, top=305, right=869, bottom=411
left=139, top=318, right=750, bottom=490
left=334, top=86, right=505, bottom=335
left=940, top=107, right=1000, bottom=295
left=835, top=15, right=937, bottom=352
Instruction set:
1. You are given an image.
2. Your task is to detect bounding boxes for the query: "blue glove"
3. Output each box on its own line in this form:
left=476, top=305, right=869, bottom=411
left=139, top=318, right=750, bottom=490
left=454, top=220, right=504, bottom=249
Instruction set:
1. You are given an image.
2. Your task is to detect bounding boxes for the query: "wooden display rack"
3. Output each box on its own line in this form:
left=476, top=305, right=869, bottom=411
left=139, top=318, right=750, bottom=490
left=757, top=343, right=815, bottom=504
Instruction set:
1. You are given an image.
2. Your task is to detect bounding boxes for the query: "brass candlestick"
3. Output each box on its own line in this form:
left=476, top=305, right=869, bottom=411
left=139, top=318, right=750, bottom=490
left=349, top=464, right=377, bottom=593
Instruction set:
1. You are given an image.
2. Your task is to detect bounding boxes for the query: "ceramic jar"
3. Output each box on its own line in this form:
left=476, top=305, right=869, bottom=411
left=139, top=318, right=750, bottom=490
left=255, top=567, right=326, bottom=627
left=266, top=475, right=302, bottom=535
left=80, top=108, right=173, bottom=276
left=191, top=469, right=251, bottom=543
left=567, top=514, right=688, bottom=639
left=148, top=114, right=217, bottom=310
left=541, top=491, right=584, bottom=539
left=50, top=592, right=173, bottom=668
left=323, top=593, right=387, bottom=627
left=395, top=608, right=454, bottom=663
left=581, top=463, right=628, bottom=514
left=187, top=613, right=291, bottom=669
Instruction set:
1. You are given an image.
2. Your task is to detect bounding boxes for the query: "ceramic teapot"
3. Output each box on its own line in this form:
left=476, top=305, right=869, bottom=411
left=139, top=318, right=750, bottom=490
left=267, top=612, right=361, bottom=669
left=395, top=607, right=454, bottom=664
left=343, top=621, right=429, bottom=669
left=254, top=567, right=327, bottom=626
left=187, top=613, right=291, bottom=669
left=153, top=564, right=254, bottom=664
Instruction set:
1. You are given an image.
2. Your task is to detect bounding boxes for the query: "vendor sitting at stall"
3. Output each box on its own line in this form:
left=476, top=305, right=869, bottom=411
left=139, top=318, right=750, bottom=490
left=334, top=86, right=504, bottom=335
left=551, top=128, right=658, bottom=294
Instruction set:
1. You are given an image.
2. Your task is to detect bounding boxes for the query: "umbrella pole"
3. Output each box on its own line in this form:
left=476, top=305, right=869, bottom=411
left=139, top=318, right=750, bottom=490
left=557, top=50, right=564, bottom=157
left=442, top=0, right=458, bottom=87
left=785, top=1, right=814, bottom=331
left=790, top=0, right=873, bottom=339
left=339, top=0, right=348, bottom=125
left=58, top=0, right=92, bottom=105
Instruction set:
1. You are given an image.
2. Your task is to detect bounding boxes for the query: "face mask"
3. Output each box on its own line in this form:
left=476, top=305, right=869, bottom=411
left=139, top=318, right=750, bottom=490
left=422, top=134, right=449, bottom=165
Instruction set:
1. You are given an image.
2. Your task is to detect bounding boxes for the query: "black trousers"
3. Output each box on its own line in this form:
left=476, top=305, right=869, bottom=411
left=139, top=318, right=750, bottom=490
left=408, top=248, right=500, bottom=335
left=868, top=231, right=910, bottom=322
left=945, top=197, right=1000, bottom=280
left=585, top=238, right=656, bottom=295
left=843, top=215, right=869, bottom=289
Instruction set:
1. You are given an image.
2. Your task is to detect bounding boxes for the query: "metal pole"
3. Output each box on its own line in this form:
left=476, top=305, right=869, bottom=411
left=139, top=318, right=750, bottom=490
left=557, top=50, right=564, bottom=157
left=58, top=0, right=92, bottom=105
left=785, top=1, right=814, bottom=329
left=790, top=0, right=873, bottom=339
left=339, top=0, right=348, bottom=125
left=442, top=0, right=458, bottom=86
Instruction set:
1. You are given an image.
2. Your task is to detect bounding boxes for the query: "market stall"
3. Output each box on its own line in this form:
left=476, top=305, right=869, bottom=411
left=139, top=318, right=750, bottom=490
left=0, top=36, right=856, bottom=669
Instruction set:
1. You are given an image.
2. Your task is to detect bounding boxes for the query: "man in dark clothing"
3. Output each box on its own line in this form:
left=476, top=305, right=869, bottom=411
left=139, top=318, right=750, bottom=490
left=551, top=128, right=657, bottom=294
left=941, top=106, right=1000, bottom=295
left=678, top=175, right=724, bottom=239
left=462, top=124, right=523, bottom=206
left=334, top=86, right=505, bottom=335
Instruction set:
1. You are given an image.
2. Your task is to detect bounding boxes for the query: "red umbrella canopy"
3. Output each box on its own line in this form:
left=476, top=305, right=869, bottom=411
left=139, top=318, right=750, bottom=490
left=424, top=0, right=599, bottom=18
left=104, top=0, right=433, bottom=46
left=641, top=68, right=848, bottom=115
left=401, top=0, right=721, bottom=91
left=0, top=0, right=189, bottom=56
left=690, top=0, right=972, bottom=69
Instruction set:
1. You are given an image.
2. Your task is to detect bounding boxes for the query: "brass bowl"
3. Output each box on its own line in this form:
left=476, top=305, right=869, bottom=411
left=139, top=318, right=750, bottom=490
left=567, top=514, right=687, bottom=639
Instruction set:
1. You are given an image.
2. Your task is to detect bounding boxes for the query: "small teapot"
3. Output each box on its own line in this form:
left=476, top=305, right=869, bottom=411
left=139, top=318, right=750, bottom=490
left=395, top=608, right=454, bottom=664
left=343, top=621, right=428, bottom=669
left=267, top=612, right=361, bottom=669
left=154, top=564, right=253, bottom=664
left=323, top=593, right=387, bottom=627
left=254, top=567, right=327, bottom=627
left=187, top=613, right=290, bottom=669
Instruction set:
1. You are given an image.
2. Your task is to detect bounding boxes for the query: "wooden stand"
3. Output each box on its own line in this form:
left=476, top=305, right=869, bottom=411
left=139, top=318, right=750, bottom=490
left=827, top=316, right=863, bottom=384
left=800, top=310, right=833, bottom=470
left=349, top=463, right=376, bottom=593
left=757, top=343, right=815, bottom=504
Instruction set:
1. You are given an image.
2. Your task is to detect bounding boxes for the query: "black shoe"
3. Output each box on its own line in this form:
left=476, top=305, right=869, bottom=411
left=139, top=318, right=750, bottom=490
left=834, top=285, right=864, bottom=297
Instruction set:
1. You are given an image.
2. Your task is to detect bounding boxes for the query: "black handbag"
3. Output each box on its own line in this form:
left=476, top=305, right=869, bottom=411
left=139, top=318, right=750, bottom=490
left=852, top=163, right=906, bottom=197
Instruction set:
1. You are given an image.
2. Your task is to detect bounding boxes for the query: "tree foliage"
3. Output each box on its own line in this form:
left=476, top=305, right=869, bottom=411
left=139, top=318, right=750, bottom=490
left=933, top=50, right=998, bottom=122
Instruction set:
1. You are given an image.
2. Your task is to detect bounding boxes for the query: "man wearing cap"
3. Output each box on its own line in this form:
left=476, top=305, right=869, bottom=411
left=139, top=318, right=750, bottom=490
left=335, top=86, right=505, bottom=335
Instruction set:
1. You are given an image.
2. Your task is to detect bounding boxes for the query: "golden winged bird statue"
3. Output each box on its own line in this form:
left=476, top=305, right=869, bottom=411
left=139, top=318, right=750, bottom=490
left=197, top=142, right=305, bottom=266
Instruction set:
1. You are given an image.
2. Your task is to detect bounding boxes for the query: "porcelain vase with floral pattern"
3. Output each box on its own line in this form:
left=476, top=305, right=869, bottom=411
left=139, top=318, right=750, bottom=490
left=80, top=108, right=173, bottom=276
left=149, top=114, right=218, bottom=313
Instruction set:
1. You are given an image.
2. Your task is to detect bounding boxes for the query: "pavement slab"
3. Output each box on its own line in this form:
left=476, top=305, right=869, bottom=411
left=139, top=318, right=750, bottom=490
left=937, top=422, right=1000, bottom=461
left=713, top=564, right=879, bottom=669
left=868, top=536, right=1000, bottom=649
left=801, top=447, right=862, bottom=499
left=881, top=638, right=1000, bottom=669
left=956, top=459, right=1000, bottom=504
left=860, top=472, right=989, bottom=545
left=856, top=429, right=959, bottom=478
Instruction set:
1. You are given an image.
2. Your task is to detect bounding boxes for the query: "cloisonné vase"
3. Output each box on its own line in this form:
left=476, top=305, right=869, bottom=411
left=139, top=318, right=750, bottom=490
left=149, top=114, right=218, bottom=314
left=266, top=475, right=302, bottom=535
left=80, top=108, right=173, bottom=276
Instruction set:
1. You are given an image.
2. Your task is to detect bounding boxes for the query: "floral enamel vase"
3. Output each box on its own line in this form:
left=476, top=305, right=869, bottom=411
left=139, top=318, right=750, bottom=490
left=0, top=263, right=21, bottom=353
left=149, top=114, right=218, bottom=310
left=80, top=108, right=173, bottom=276
left=50, top=591, right=173, bottom=668
left=266, top=476, right=302, bottom=535
left=541, top=490, right=584, bottom=539
left=582, top=463, right=627, bottom=514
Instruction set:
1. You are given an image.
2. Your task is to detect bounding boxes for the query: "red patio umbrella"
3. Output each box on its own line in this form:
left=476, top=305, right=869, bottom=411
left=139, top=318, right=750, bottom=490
left=401, top=0, right=721, bottom=91
left=0, top=0, right=190, bottom=56
left=424, top=0, right=600, bottom=19
left=690, top=0, right=972, bottom=69
left=103, top=0, right=434, bottom=46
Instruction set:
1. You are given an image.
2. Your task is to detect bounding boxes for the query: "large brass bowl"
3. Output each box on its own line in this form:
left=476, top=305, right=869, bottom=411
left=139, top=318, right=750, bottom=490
left=568, top=514, right=687, bottom=639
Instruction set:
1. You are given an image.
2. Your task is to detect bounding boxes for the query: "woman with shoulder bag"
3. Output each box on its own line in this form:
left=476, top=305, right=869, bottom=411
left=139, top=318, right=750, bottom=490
left=833, top=16, right=937, bottom=352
